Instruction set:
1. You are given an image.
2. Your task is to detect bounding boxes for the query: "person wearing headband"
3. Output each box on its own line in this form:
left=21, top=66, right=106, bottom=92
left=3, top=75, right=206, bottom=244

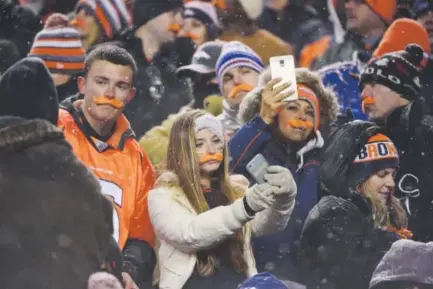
left=228, top=67, right=339, bottom=284
left=148, top=109, right=297, bottom=289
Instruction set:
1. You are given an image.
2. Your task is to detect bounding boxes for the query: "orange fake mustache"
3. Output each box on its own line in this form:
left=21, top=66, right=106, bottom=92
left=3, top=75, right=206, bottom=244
left=199, top=153, right=224, bottom=164
left=94, top=96, right=124, bottom=109
left=168, top=24, right=181, bottom=34
left=361, top=96, right=376, bottom=114
left=69, top=17, right=86, bottom=30
left=228, top=84, right=254, bottom=99
left=287, top=119, right=314, bottom=129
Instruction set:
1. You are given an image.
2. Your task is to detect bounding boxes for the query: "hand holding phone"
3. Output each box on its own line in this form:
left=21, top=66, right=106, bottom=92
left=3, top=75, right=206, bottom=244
left=246, top=153, right=269, bottom=184
left=260, top=78, right=295, bottom=125
left=269, top=55, right=298, bottom=102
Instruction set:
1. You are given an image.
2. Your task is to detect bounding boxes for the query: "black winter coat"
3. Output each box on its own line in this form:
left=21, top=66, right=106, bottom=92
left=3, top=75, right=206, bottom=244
left=108, top=30, right=193, bottom=139
left=300, top=193, right=398, bottom=289
left=384, top=98, right=433, bottom=242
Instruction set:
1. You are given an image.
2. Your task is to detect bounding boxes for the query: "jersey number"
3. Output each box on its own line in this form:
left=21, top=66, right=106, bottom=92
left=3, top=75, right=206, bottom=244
left=99, top=179, right=123, bottom=243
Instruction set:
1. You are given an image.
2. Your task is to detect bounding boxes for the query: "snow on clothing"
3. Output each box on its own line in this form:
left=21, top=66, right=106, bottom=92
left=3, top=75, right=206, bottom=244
left=0, top=117, right=112, bottom=289
left=301, top=194, right=399, bottom=289
left=300, top=121, right=401, bottom=289
left=370, top=239, right=433, bottom=288
left=228, top=74, right=338, bottom=282
left=148, top=172, right=295, bottom=289
left=382, top=98, right=433, bottom=242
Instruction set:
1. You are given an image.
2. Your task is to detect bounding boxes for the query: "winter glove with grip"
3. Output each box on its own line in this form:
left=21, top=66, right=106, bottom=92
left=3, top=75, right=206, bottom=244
left=264, top=166, right=297, bottom=198
left=244, top=183, right=276, bottom=214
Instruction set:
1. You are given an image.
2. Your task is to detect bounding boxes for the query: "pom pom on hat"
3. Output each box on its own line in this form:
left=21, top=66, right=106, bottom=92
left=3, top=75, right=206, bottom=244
left=359, top=44, right=427, bottom=100
left=28, top=13, right=86, bottom=75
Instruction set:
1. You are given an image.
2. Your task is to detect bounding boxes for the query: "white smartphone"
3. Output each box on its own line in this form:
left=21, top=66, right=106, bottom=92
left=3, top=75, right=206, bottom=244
left=269, top=55, right=298, bottom=102
left=246, top=153, right=269, bottom=184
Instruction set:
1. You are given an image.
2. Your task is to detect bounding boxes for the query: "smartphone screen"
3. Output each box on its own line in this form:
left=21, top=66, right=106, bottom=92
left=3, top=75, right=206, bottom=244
left=269, top=55, right=298, bottom=102
left=246, top=153, right=269, bottom=184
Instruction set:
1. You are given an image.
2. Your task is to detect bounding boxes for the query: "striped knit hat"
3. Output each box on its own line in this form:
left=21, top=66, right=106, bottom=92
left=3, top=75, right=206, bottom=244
left=75, top=0, right=132, bottom=40
left=216, top=41, right=264, bottom=92
left=28, top=13, right=86, bottom=75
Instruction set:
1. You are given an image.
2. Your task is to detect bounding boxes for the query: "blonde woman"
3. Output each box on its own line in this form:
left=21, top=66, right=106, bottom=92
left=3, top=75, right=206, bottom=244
left=300, top=120, right=411, bottom=289
left=148, top=110, right=297, bottom=289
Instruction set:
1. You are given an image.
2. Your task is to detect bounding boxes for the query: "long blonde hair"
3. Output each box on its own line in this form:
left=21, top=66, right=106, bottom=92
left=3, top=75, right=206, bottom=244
left=358, top=179, right=407, bottom=230
left=166, top=109, right=248, bottom=276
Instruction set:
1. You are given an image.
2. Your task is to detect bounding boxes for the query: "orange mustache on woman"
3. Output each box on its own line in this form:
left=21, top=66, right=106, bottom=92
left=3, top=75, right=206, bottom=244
left=94, top=96, right=124, bottom=109
left=287, top=119, right=314, bottom=129
left=181, top=32, right=199, bottom=40
left=168, top=24, right=181, bottom=34
left=361, top=96, right=376, bottom=114
left=228, top=84, right=254, bottom=99
left=199, top=153, right=224, bottom=164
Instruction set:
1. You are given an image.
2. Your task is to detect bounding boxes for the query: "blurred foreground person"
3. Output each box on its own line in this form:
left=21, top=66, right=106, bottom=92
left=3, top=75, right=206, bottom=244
left=370, top=239, right=433, bottom=289
left=0, top=116, right=112, bottom=289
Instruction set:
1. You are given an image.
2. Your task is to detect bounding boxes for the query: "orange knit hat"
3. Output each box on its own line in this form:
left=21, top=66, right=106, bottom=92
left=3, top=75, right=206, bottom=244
left=364, top=0, right=397, bottom=24
left=373, top=18, right=431, bottom=58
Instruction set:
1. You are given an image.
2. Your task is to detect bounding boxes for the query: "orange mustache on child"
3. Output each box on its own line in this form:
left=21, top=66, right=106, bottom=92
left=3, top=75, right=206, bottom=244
left=362, top=96, right=376, bottom=114
left=199, top=153, right=224, bottom=164
left=287, top=119, right=314, bottom=129
left=228, top=84, right=254, bottom=99
left=94, top=96, right=124, bottom=109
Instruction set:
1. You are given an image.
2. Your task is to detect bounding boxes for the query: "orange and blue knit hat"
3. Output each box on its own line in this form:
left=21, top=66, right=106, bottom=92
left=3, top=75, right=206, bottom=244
left=28, top=13, right=86, bottom=75
left=75, top=0, right=132, bottom=40
left=349, top=133, right=399, bottom=187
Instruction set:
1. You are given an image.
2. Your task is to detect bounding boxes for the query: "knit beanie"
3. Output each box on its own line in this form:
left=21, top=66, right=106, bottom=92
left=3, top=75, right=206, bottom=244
left=413, top=0, right=433, bottom=18
left=370, top=240, right=433, bottom=288
left=359, top=44, right=427, bottom=100
left=75, top=0, right=132, bottom=40
left=363, top=0, right=397, bottom=24
left=182, top=1, right=220, bottom=39
left=132, top=0, right=183, bottom=29
left=28, top=13, right=86, bottom=75
left=216, top=41, right=264, bottom=93
left=349, top=133, right=399, bottom=187
left=0, top=57, right=59, bottom=125
left=373, top=18, right=431, bottom=58
left=238, top=272, right=288, bottom=289
left=238, top=0, right=264, bottom=20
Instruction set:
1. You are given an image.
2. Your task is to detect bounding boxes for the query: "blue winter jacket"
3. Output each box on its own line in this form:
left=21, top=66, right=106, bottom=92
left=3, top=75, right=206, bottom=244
left=229, top=115, right=323, bottom=283
left=319, top=61, right=367, bottom=120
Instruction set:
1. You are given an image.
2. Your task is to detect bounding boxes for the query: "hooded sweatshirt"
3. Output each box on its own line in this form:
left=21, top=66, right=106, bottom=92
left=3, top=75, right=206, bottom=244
left=0, top=56, right=59, bottom=125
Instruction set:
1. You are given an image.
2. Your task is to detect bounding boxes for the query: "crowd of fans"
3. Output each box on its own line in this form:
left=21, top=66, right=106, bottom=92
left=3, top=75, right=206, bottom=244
left=1, top=0, right=433, bottom=289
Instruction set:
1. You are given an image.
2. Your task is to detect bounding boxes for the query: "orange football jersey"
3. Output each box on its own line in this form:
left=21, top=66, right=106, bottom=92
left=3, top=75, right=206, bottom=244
left=58, top=98, right=155, bottom=249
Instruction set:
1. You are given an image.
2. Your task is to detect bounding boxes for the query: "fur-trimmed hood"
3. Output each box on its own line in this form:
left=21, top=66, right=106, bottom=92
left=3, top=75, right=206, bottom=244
left=238, top=67, right=339, bottom=134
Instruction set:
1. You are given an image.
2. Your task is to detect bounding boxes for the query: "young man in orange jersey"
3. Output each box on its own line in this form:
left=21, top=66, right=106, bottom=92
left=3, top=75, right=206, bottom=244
left=58, top=45, right=155, bottom=289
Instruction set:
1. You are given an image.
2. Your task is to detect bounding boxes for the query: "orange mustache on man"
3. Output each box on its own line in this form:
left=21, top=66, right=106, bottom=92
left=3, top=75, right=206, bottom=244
left=94, top=96, right=124, bottom=109
left=287, top=119, right=314, bottom=129
left=199, top=153, right=224, bottom=164
left=362, top=96, right=376, bottom=114
left=228, top=84, right=254, bottom=99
